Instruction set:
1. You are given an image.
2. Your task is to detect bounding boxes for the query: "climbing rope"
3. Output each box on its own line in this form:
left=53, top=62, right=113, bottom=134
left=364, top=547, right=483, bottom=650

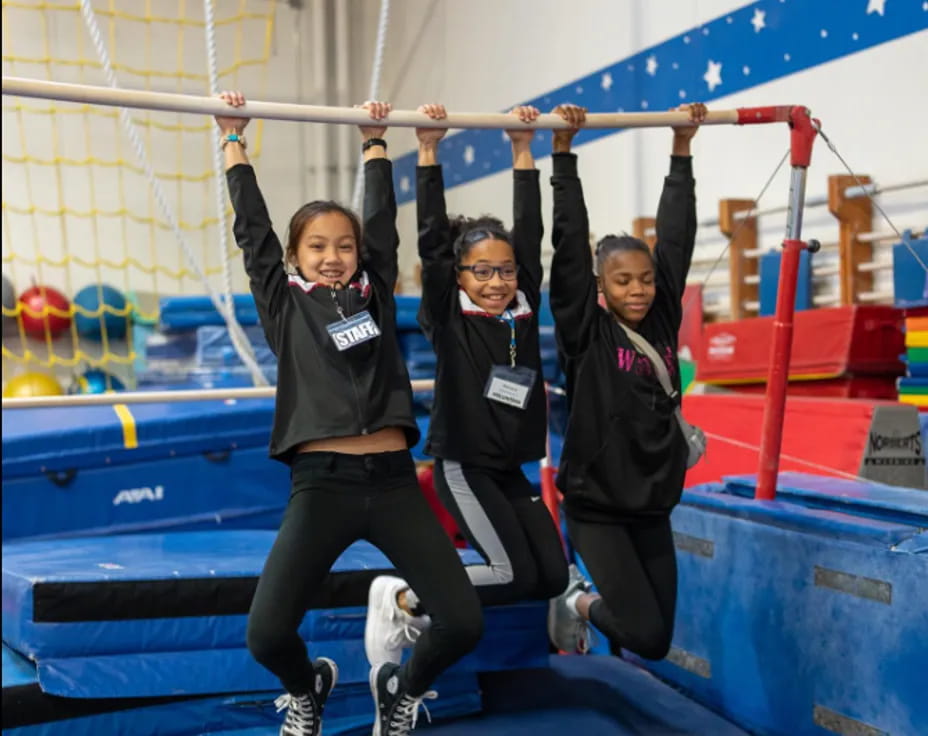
left=203, top=0, right=266, bottom=386
left=351, top=0, right=391, bottom=212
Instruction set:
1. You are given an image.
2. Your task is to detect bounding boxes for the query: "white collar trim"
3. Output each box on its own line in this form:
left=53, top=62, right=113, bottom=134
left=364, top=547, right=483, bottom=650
left=288, top=270, right=371, bottom=295
left=458, top=288, right=533, bottom=319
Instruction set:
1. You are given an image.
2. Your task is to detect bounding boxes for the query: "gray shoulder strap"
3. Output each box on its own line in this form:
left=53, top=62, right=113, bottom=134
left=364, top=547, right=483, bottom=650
left=616, top=321, right=676, bottom=399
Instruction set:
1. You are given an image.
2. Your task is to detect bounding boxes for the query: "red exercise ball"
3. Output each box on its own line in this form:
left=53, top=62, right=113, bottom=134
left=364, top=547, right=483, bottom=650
left=17, top=284, right=72, bottom=338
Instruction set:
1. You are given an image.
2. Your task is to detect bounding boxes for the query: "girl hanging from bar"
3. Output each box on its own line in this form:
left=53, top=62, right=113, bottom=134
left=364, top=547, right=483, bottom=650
left=545, top=101, right=707, bottom=659
left=215, top=91, right=483, bottom=736
left=364, top=103, right=568, bottom=668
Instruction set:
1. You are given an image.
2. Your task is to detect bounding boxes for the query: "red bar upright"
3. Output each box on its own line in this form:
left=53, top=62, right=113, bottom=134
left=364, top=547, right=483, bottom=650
left=755, top=106, right=819, bottom=501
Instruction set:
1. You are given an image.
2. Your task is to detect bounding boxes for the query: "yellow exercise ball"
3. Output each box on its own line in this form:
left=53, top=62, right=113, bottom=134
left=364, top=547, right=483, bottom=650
left=3, top=371, right=65, bottom=398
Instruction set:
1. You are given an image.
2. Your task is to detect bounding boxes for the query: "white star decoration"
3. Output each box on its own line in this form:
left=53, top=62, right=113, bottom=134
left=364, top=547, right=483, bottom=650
left=751, top=8, right=766, bottom=32
left=399, top=176, right=410, bottom=193
left=867, top=0, right=886, bottom=15
left=463, top=145, right=475, bottom=166
left=703, top=59, right=723, bottom=91
left=646, top=55, right=658, bottom=76
left=601, top=72, right=613, bottom=91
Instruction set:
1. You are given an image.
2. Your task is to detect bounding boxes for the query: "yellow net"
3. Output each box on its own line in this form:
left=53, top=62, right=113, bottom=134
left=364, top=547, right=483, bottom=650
left=1, top=0, right=276, bottom=391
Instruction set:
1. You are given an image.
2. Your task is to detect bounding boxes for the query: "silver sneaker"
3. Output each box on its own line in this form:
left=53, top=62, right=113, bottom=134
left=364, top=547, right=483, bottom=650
left=548, top=563, right=594, bottom=654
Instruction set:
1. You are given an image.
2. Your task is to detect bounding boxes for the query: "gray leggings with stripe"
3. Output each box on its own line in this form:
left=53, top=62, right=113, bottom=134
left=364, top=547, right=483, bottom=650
left=434, top=459, right=568, bottom=607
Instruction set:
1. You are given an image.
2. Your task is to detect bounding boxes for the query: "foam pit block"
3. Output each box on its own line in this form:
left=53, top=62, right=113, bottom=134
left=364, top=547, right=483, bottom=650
left=647, top=476, right=928, bottom=736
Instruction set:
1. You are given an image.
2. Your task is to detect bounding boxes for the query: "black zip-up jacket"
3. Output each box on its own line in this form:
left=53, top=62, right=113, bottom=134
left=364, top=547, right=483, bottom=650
left=227, top=159, right=419, bottom=465
left=417, top=165, right=547, bottom=470
left=550, top=153, right=696, bottom=520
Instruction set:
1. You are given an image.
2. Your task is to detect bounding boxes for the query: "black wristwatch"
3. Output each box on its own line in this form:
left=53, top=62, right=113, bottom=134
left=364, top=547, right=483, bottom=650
left=361, top=137, right=387, bottom=152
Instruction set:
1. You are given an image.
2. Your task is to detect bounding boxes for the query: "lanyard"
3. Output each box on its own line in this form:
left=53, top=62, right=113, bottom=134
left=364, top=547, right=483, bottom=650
left=498, top=309, right=516, bottom=368
left=330, top=288, right=348, bottom=321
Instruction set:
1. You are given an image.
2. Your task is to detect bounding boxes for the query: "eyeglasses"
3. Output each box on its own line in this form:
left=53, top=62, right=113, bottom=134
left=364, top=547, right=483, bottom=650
left=457, top=263, right=519, bottom=281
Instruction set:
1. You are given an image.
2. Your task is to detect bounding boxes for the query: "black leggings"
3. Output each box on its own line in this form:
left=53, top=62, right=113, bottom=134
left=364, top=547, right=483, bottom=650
left=246, top=451, right=483, bottom=697
left=566, top=513, right=677, bottom=660
left=434, top=460, right=568, bottom=607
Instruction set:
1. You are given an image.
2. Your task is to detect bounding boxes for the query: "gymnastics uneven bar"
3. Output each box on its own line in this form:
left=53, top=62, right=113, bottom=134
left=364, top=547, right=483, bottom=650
left=3, top=76, right=788, bottom=129
left=1, top=75, right=821, bottom=502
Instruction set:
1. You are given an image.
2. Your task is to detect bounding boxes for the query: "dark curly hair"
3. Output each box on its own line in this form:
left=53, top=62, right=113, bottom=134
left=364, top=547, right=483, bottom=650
left=449, top=214, right=513, bottom=265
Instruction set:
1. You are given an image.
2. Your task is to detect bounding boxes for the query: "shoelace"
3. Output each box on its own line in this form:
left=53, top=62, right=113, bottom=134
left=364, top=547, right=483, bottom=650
left=275, top=693, right=315, bottom=733
left=385, top=613, right=427, bottom=649
left=383, top=621, right=419, bottom=650
left=403, top=620, right=424, bottom=643
left=387, top=690, right=437, bottom=734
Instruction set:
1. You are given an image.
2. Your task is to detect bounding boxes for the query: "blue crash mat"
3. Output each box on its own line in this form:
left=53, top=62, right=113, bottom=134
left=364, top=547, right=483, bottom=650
left=723, top=471, right=928, bottom=527
left=158, top=294, right=261, bottom=331
left=2, top=531, right=548, bottom=697
left=425, top=655, right=749, bottom=735
left=3, top=643, right=282, bottom=736
left=159, top=294, right=426, bottom=333
left=32, top=610, right=542, bottom=698
left=681, top=485, right=922, bottom=548
left=208, top=655, right=747, bottom=736
left=2, top=403, right=437, bottom=541
left=2, top=643, right=480, bottom=735
left=2, top=398, right=277, bottom=478
left=3, top=532, right=478, bottom=658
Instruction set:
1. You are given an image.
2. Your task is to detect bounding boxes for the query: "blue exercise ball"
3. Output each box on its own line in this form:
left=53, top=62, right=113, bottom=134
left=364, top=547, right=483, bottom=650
left=73, top=284, right=128, bottom=340
left=68, top=369, right=126, bottom=395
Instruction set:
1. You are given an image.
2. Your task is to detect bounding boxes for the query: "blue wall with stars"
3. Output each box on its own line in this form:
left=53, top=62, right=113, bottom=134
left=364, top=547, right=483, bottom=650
left=390, top=0, right=927, bottom=204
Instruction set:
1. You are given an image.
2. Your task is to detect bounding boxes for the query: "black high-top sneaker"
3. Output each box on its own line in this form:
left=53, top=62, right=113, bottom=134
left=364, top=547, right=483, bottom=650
left=370, top=661, right=437, bottom=735
left=274, top=657, right=338, bottom=736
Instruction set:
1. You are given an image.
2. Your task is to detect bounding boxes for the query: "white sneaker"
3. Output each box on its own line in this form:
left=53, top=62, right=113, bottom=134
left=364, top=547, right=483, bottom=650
left=548, top=564, right=594, bottom=654
left=364, top=576, right=431, bottom=666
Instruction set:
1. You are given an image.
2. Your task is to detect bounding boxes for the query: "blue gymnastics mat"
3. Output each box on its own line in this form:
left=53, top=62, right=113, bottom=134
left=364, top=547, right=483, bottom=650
left=2, top=644, right=481, bottom=736
left=647, top=473, right=927, bottom=736
left=2, top=399, right=287, bottom=541
left=2, top=532, right=548, bottom=698
left=2, top=398, right=440, bottom=541
left=3, top=388, right=552, bottom=541
left=205, top=656, right=748, bottom=736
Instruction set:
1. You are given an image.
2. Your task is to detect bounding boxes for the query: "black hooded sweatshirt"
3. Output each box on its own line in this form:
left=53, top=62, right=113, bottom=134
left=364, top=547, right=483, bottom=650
left=227, top=158, right=419, bottom=465
left=416, top=165, right=547, bottom=470
left=549, top=153, right=696, bottom=521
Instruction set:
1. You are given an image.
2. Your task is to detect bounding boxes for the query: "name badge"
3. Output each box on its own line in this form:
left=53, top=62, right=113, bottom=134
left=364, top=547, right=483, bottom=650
left=326, top=310, right=381, bottom=351
left=483, top=365, right=537, bottom=410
